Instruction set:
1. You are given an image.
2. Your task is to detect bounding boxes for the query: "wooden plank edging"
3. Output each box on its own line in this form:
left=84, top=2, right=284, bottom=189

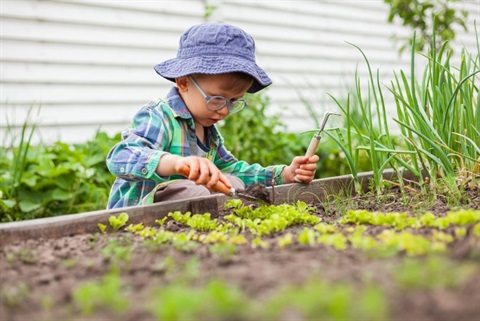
left=0, top=169, right=412, bottom=245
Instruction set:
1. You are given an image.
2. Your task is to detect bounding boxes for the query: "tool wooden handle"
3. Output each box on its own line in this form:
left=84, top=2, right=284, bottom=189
left=305, top=136, right=321, bottom=157
left=294, top=136, right=321, bottom=183
left=178, top=164, right=233, bottom=196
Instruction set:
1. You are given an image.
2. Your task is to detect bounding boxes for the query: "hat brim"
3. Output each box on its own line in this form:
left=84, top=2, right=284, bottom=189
left=154, top=55, right=272, bottom=93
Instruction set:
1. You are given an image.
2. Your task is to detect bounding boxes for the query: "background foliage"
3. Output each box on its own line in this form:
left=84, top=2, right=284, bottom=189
left=384, top=0, right=469, bottom=53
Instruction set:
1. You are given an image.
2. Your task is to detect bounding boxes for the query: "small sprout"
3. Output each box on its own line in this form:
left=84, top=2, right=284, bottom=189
left=156, top=217, right=168, bottom=226
left=209, top=243, right=237, bottom=260
left=224, top=199, right=243, bottom=209
left=125, top=223, right=144, bottom=233
left=314, top=223, right=336, bottom=234
left=62, top=258, right=77, bottom=268
left=277, top=232, right=293, bottom=248
left=298, top=228, right=316, bottom=246
left=251, top=237, right=269, bottom=249
left=97, top=223, right=107, bottom=233
left=455, top=227, right=467, bottom=238
left=229, top=234, right=247, bottom=245
left=108, top=212, right=129, bottom=231
left=473, top=223, right=480, bottom=237
left=18, top=249, right=36, bottom=264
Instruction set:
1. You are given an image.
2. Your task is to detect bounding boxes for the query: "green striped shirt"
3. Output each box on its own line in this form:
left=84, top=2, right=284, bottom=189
left=106, top=87, right=285, bottom=208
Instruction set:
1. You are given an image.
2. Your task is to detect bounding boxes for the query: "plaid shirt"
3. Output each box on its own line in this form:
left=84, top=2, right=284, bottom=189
left=106, top=87, right=285, bottom=209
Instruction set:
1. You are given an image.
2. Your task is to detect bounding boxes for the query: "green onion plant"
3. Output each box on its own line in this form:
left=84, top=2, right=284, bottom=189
left=325, top=27, right=479, bottom=196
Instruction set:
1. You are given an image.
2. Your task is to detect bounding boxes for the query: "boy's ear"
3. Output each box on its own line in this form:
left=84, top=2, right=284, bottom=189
left=175, top=77, right=189, bottom=92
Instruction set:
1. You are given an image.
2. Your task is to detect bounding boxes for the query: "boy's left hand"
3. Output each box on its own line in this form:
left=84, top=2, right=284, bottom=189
left=282, top=155, right=319, bottom=184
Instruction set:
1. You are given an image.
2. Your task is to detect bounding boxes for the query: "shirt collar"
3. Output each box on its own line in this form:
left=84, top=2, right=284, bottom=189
left=166, top=87, right=192, bottom=119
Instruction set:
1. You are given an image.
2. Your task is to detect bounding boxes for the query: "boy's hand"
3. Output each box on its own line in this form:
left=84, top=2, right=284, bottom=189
left=174, top=156, right=232, bottom=191
left=282, top=155, right=319, bottom=184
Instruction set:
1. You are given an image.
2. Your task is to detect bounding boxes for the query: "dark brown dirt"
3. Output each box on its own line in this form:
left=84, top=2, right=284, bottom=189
left=1, top=188, right=479, bottom=321
left=239, top=183, right=270, bottom=203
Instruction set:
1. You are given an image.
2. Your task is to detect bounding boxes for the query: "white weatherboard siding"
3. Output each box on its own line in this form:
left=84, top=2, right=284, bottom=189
left=1, top=0, right=478, bottom=144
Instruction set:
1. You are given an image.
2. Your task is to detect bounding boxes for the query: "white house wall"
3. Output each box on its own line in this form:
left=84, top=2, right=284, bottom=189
left=1, top=0, right=478, bottom=144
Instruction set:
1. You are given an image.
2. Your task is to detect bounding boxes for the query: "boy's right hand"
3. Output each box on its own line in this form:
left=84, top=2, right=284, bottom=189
left=174, top=156, right=232, bottom=192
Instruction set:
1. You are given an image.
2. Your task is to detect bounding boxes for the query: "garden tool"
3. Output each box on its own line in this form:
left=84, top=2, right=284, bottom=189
left=178, top=165, right=269, bottom=203
left=294, top=111, right=341, bottom=183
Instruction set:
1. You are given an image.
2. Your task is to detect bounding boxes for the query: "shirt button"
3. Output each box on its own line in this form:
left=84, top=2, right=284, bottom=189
left=120, top=167, right=125, bottom=173
left=141, top=168, right=148, bottom=175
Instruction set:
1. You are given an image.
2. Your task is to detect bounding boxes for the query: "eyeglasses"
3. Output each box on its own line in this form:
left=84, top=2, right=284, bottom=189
left=188, top=76, right=248, bottom=114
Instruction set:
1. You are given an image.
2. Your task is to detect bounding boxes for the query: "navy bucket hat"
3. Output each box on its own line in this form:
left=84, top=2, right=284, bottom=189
left=154, top=23, right=272, bottom=93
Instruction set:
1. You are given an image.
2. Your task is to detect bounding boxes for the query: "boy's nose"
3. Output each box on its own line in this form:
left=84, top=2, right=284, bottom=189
left=216, top=105, right=229, bottom=117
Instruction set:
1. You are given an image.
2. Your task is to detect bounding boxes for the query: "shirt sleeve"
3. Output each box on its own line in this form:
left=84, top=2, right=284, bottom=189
left=106, top=102, right=172, bottom=182
left=213, top=136, right=286, bottom=186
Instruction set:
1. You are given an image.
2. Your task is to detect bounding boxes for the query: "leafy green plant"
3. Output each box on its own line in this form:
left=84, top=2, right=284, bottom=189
left=108, top=212, right=129, bottom=231
left=168, top=212, right=219, bottom=231
left=0, top=129, right=120, bottom=222
left=224, top=201, right=320, bottom=236
left=384, top=0, right=469, bottom=53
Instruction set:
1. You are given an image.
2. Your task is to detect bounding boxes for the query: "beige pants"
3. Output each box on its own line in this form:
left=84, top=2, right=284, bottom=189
left=154, top=175, right=245, bottom=203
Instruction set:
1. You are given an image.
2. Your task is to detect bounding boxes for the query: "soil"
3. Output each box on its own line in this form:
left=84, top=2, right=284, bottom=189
left=1, top=187, right=479, bottom=321
left=239, top=183, right=271, bottom=203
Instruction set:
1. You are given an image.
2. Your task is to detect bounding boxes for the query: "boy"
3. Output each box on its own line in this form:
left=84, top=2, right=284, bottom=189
left=106, top=22, right=319, bottom=209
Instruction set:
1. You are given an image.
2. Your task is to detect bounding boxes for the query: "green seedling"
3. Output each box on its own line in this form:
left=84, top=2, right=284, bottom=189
left=277, top=232, right=293, bottom=248
left=251, top=237, right=270, bottom=249
left=172, top=231, right=199, bottom=253
left=108, top=212, right=129, bottom=231
left=155, top=217, right=167, bottom=226
left=101, top=238, right=133, bottom=264
left=263, top=277, right=389, bottom=321
left=97, top=223, right=107, bottom=233
left=73, top=268, right=129, bottom=316
left=392, top=256, right=477, bottom=289
left=148, top=278, right=248, bottom=321
left=209, top=243, right=237, bottom=261
left=0, top=283, right=29, bottom=308
left=298, top=228, right=316, bottom=246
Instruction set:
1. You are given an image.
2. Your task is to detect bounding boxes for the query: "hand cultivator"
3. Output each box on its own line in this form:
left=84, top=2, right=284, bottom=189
left=178, top=165, right=270, bottom=203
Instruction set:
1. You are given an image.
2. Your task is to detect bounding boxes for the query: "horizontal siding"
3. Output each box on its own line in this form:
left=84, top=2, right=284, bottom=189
left=1, top=0, right=478, bottom=143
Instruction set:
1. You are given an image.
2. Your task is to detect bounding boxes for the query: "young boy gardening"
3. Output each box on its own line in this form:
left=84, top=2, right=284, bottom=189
left=106, top=22, right=319, bottom=209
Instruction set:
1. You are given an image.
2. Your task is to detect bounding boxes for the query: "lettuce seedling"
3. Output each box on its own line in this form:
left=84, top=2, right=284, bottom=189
left=298, top=228, right=316, bottom=246
left=108, top=212, right=129, bottom=231
left=97, top=223, right=107, bottom=233
left=277, top=232, right=293, bottom=248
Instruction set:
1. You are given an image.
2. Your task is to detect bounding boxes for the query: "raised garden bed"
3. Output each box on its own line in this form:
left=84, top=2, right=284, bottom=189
left=1, top=171, right=479, bottom=321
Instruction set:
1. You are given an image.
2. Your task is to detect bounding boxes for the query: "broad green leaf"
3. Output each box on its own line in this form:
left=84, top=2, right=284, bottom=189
left=18, top=200, right=41, bottom=213
left=51, top=188, right=72, bottom=201
left=0, top=199, right=16, bottom=209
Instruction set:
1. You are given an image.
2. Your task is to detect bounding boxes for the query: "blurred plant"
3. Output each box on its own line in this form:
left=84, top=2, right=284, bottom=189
left=73, top=267, right=129, bottom=316
left=384, top=0, right=469, bottom=53
left=0, top=121, right=120, bottom=221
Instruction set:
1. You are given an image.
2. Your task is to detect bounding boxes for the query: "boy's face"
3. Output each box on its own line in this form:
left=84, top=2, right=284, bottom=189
left=177, top=73, right=252, bottom=128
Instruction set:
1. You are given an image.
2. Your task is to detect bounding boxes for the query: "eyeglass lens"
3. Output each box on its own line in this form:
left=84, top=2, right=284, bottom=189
left=206, top=97, right=246, bottom=113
